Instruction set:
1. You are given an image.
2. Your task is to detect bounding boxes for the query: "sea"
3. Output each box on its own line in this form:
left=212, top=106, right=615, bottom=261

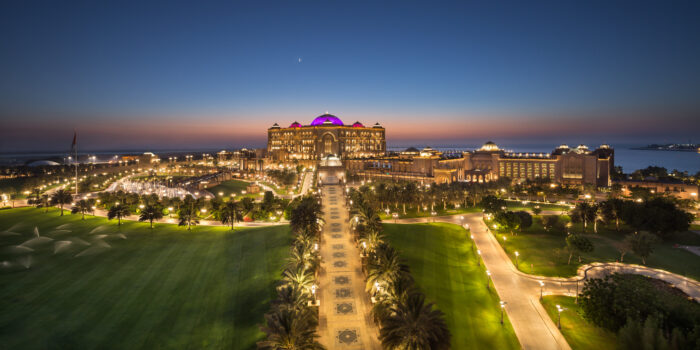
left=0, top=144, right=698, bottom=173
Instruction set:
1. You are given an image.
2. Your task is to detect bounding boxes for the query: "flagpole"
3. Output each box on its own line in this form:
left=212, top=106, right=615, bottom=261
left=74, top=131, right=78, bottom=196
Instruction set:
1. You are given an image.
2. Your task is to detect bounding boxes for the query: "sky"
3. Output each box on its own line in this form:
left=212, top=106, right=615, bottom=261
left=1, top=0, right=699, bottom=152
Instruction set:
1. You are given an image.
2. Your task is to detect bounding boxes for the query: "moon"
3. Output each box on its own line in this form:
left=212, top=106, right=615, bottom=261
left=298, top=57, right=302, bottom=63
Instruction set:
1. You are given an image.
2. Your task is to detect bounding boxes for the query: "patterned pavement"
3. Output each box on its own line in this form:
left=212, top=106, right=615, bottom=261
left=316, top=185, right=381, bottom=349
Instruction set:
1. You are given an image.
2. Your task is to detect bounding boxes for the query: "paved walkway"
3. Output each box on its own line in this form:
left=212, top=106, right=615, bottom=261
left=316, top=185, right=380, bottom=349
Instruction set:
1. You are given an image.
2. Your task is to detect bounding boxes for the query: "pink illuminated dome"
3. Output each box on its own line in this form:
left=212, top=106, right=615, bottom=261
left=310, top=113, right=344, bottom=126
left=351, top=121, right=364, bottom=127
left=289, top=121, right=302, bottom=128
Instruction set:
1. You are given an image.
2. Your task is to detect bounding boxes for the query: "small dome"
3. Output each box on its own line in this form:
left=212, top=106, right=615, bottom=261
left=479, top=141, right=500, bottom=151
left=557, top=144, right=569, bottom=149
left=27, top=160, right=60, bottom=167
left=373, top=122, right=382, bottom=128
left=403, top=147, right=420, bottom=153
left=352, top=121, right=364, bottom=128
left=577, top=144, right=588, bottom=150
left=599, top=144, right=610, bottom=149
left=270, top=123, right=280, bottom=129
left=289, top=121, right=301, bottom=128
left=310, top=114, right=343, bottom=126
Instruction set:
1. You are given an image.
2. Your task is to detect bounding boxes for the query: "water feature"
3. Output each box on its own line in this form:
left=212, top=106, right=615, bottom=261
left=17, top=255, right=32, bottom=269
left=89, top=225, right=111, bottom=234
left=20, top=237, right=53, bottom=248
left=49, top=230, right=72, bottom=236
left=54, top=241, right=73, bottom=254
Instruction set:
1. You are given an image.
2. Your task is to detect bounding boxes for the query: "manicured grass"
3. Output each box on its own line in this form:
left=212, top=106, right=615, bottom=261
left=504, top=199, right=571, bottom=212
left=491, top=219, right=700, bottom=280
left=378, top=206, right=481, bottom=220
left=384, top=223, right=521, bottom=349
left=540, top=296, right=618, bottom=350
left=0, top=207, right=290, bottom=349
left=208, top=179, right=260, bottom=201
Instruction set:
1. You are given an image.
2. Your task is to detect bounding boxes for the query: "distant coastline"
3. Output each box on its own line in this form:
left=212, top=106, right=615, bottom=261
left=631, top=143, right=699, bottom=152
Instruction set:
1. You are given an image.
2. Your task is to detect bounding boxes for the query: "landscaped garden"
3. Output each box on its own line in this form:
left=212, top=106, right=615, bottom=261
left=540, top=296, right=617, bottom=350
left=383, top=222, right=521, bottom=349
left=207, top=179, right=259, bottom=200
left=0, top=207, right=290, bottom=349
left=490, top=217, right=700, bottom=279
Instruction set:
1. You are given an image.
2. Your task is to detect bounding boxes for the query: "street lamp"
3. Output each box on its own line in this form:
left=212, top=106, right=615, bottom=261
left=392, top=212, right=399, bottom=223
left=476, top=249, right=481, bottom=266
left=556, top=304, right=567, bottom=329
left=168, top=207, right=173, bottom=218
left=486, top=270, right=491, bottom=290
left=514, top=251, right=519, bottom=266
left=500, top=301, right=507, bottom=324
left=539, top=281, right=544, bottom=300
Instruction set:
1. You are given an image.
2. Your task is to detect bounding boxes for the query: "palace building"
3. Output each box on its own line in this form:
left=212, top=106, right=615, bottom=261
left=267, top=113, right=386, bottom=163
left=264, top=115, right=613, bottom=187
left=345, top=141, right=614, bottom=187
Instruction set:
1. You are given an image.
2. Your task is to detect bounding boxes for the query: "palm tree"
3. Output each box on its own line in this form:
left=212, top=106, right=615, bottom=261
left=371, top=274, right=415, bottom=325
left=366, top=244, right=410, bottom=294
left=39, top=194, right=51, bottom=213
left=219, top=201, right=243, bottom=230
left=108, top=204, right=131, bottom=227
left=379, top=292, right=451, bottom=350
left=288, top=240, right=319, bottom=273
left=139, top=204, right=163, bottom=229
left=31, top=188, right=42, bottom=206
left=178, top=205, right=199, bottom=230
left=282, top=265, right=315, bottom=294
left=71, top=199, right=92, bottom=220
left=258, top=308, right=323, bottom=350
left=272, top=285, right=310, bottom=312
left=289, top=196, right=323, bottom=237
left=51, top=189, right=73, bottom=216
left=359, top=230, right=385, bottom=254
left=593, top=207, right=606, bottom=233
left=352, top=200, right=382, bottom=234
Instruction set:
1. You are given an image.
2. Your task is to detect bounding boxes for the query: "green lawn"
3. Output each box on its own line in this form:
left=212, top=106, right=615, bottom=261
left=207, top=179, right=260, bottom=201
left=378, top=206, right=481, bottom=220
left=0, top=207, right=290, bottom=349
left=503, top=199, right=571, bottom=213
left=383, top=223, right=521, bottom=349
left=540, top=296, right=618, bottom=350
left=490, top=219, right=700, bottom=280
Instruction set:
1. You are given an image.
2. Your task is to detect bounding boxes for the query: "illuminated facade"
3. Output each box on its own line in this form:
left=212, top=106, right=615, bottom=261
left=346, top=141, right=614, bottom=187
left=267, top=114, right=386, bottom=162
left=464, top=142, right=614, bottom=187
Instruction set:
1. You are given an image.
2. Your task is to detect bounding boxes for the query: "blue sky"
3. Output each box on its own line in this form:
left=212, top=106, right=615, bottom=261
left=1, top=0, right=699, bottom=151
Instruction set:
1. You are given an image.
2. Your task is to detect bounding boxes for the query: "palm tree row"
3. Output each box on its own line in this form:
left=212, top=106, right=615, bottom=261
left=350, top=190, right=451, bottom=350
left=259, top=194, right=324, bottom=349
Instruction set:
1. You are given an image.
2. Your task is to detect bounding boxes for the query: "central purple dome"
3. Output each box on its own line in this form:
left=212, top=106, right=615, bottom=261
left=310, top=114, right=344, bottom=126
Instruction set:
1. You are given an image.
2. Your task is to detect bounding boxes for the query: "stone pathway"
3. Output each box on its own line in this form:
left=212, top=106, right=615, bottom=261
left=316, top=185, right=381, bottom=349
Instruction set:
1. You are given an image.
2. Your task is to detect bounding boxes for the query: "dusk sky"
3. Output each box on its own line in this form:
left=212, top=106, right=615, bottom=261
left=1, top=0, right=699, bottom=152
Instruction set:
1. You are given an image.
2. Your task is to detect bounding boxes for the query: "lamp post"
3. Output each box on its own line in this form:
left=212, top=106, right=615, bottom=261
left=431, top=211, right=437, bottom=222
left=514, top=251, right=519, bottom=267
left=392, top=212, right=399, bottom=223
left=470, top=234, right=475, bottom=252
left=556, top=304, right=567, bottom=329
left=500, top=301, right=507, bottom=325
left=477, top=249, right=481, bottom=266
left=539, top=281, right=544, bottom=300
left=486, top=270, right=491, bottom=290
